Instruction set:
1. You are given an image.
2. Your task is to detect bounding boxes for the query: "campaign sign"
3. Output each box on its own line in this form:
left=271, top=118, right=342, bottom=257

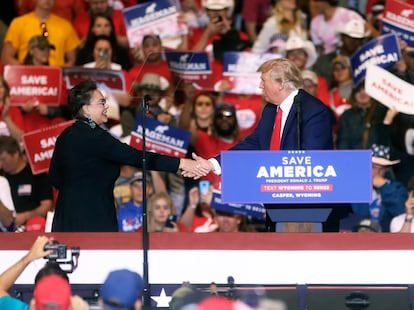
left=381, top=0, right=414, bottom=48
left=123, top=0, right=188, bottom=48
left=350, top=33, right=401, bottom=86
left=210, top=190, right=266, bottom=220
left=130, top=116, right=191, bottom=158
left=4, top=65, right=62, bottom=106
left=366, top=64, right=414, bottom=115
left=62, top=67, right=126, bottom=91
left=220, top=150, right=372, bottom=204
left=22, top=120, right=74, bottom=175
left=165, top=51, right=213, bottom=90
left=222, top=52, right=279, bottom=95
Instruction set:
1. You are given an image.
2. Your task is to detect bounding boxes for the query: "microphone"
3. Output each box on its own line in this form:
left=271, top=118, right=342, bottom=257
left=226, top=276, right=236, bottom=299
left=294, top=94, right=302, bottom=150
left=142, top=94, right=151, bottom=114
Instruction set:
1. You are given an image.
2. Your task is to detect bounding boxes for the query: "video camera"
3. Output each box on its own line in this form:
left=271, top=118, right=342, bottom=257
left=44, top=240, right=80, bottom=274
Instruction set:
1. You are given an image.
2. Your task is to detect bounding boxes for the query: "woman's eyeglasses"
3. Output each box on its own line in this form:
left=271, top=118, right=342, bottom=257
left=90, top=98, right=107, bottom=107
left=40, top=22, right=49, bottom=37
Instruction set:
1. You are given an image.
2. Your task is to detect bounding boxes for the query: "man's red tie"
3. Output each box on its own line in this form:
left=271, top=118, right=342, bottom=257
left=270, top=106, right=283, bottom=150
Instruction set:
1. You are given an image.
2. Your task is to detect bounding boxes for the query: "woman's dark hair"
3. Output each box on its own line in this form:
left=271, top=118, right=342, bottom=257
left=75, top=13, right=119, bottom=66
left=68, top=80, right=97, bottom=118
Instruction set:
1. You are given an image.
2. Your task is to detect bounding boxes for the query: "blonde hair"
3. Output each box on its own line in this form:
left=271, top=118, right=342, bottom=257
left=273, top=1, right=306, bottom=37
left=257, top=58, right=304, bottom=90
left=147, top=192, right=176, bottom=232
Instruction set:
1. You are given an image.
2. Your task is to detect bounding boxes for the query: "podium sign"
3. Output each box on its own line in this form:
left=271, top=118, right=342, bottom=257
left=221, top=150, right=372, bottom=204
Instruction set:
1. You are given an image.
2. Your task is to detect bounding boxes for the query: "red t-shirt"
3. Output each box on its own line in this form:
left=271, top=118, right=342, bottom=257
left=73, top=9, right=127, bottom=40
left=128, top=60, right=172, bottom=92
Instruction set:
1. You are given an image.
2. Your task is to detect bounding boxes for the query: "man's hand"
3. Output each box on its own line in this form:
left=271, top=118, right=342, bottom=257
left=25, top=236, right=53, bottom=263
left=179, top=153, right=213, bottom=179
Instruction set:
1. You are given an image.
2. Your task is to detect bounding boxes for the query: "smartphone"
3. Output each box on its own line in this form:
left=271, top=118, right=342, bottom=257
left=165, top=215, right=177, bottom=228
left=99, top=49, right=109, bottom=61
left=199, top=180, right=210, bottom=203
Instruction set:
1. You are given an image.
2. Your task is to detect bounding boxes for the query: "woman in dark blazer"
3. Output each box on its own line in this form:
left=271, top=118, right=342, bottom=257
left=49, top=80, right=206, bottom=232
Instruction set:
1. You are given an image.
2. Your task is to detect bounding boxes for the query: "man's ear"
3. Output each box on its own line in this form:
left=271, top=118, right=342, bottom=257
left=134, top=299, right=143, bottom=310
left=29, top=298, right=36, bottom=310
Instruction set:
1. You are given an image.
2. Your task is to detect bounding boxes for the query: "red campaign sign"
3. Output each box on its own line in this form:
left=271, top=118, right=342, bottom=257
left=22, top=120, right=74, bottom=175
left=62, top=67, right=126, bottom=92
left=4, top=65, right=62, bottom=106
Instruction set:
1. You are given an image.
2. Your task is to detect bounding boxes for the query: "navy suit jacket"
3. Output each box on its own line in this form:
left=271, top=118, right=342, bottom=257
left=220, top=89, right=333, bottom=155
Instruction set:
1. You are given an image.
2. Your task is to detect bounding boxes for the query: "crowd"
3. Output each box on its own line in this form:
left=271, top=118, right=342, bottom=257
left=0, top=235, right=296, bottom=309
left=0, top=0, right=413, bottom=235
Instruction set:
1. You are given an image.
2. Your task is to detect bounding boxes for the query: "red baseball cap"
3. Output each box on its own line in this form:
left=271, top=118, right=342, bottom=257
left=34, top=275, right=71, bottom=310
left=25, top=216, right=46, bottom=232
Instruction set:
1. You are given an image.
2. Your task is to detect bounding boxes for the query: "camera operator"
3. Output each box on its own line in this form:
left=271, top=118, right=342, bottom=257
left=0, top=236, right=89, bottom=309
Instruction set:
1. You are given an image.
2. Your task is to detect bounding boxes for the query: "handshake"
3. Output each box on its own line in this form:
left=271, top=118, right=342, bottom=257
left=179, top=153, right=215, bottom=179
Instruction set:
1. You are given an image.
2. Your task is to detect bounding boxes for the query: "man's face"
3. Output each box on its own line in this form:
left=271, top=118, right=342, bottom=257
left=36, top=0, right=55, bottom=11
left=286, top=49, right=307, bottom=70
left=130, top=181, right=152, bottom=205
left=88, top=0, right=109, bottom=14
left=142, top=37, right=163, bottom=63
left=259, top=70, right=285, bottom=105
left=0, top=151, right=20, bottom=174
left=341, top=35, right=364, bottom=54
left=214, top=109, right=237, bottom=137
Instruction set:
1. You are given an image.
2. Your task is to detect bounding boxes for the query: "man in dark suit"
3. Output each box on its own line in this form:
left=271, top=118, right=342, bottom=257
left=193, top=58, right=344, bottom=231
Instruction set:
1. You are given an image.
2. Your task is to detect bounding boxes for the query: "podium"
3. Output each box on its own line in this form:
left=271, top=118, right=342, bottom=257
left=267, top=208, right=332, bottom=232
left=220, top=150, right=372, bottom=232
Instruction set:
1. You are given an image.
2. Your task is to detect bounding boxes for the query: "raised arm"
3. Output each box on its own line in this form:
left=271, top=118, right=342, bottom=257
left=0, top=236, right=52, bottom=297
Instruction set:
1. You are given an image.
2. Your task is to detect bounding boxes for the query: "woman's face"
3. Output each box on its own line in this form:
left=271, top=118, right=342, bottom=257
left=279, top=0, right=297, bottom=10
left=194, top=95, right=214, bottom=121
left=93, top=39, right=112, bottom=62
left=31, top=46, right=50, bottom=65
left=85, top=89, right=108, bottom=125
left=215, top=212, right=241, bottom=232
left=92, top=17, right=112, bottom=36
left=332, top=64, right=351, bottom=84
left=152, top=198, right=171, bottom=223
left=355, top=87, right=371, bottom=108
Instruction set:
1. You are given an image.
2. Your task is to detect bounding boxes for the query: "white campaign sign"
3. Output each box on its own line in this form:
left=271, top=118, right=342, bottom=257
left=365, top=64, right=414, bottom=115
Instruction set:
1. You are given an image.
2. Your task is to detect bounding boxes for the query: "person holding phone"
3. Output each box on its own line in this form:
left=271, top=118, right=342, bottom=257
left=83, top=34, right=121, bottom=70
left=139, top=192, right=188, bottom=232
left=179, top=184, right=218, bottom=233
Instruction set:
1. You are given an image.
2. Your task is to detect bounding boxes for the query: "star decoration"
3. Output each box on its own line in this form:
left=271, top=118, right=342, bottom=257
left=151, top=288, right=172, bottom=307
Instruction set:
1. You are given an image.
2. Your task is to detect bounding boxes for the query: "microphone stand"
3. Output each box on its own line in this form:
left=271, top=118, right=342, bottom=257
left=141, top=94, right=151, bottom=309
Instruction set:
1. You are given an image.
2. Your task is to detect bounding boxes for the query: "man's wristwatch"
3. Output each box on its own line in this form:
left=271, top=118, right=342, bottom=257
left=405, top=215, right=413, bottom=223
